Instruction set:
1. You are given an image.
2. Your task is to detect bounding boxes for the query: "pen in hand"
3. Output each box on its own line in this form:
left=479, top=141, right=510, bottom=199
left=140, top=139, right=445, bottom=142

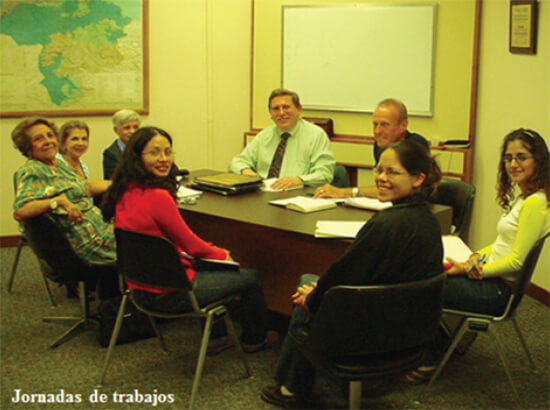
left=468, top=253, right=487, bottom=272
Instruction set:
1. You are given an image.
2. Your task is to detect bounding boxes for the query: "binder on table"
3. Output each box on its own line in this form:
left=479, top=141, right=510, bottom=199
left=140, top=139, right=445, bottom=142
left=191, top=173, right=263, bottom=196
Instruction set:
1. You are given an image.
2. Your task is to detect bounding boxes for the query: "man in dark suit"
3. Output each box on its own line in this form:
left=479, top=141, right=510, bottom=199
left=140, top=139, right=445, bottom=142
left=102, top=109, right=141, bottom=179
left=314, top=98, right=430, bottom=199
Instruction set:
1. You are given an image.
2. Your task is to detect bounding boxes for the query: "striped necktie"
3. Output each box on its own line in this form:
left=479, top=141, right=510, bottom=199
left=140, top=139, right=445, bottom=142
left=268, top=132, right=291, bottom=178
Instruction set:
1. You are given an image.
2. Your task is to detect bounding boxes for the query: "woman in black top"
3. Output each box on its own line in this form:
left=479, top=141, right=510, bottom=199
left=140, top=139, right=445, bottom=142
left=261, top=139, right=444, bottom=407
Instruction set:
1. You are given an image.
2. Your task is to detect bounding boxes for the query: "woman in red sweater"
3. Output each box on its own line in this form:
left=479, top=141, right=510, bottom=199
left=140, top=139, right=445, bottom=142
left=102, top=126, right=267, bottom=353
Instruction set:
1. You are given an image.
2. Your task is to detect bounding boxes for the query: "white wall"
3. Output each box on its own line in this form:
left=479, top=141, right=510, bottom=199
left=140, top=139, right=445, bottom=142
left=471, top=0, right=549, bottom=290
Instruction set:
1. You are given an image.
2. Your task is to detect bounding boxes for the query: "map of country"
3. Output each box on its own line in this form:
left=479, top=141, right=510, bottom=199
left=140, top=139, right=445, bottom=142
left=0, top=0, right=143, bottom=111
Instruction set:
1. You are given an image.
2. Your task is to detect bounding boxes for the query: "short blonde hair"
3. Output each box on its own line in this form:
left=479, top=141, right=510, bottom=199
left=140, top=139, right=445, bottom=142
left=59, top=120, right=89, bottom=153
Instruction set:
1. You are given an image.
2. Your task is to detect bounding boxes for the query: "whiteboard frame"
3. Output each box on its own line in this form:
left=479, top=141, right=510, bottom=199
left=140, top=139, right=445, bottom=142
left=281, top=3, right=438, bottom=116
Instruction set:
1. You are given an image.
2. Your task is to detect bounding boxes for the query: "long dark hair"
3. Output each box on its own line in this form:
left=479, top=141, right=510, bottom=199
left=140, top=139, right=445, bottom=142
left=102, top=126, right=179, bottom=221
left=383, top=139, right=442, bottom=192
left=497, top=128, right=549, bottom=210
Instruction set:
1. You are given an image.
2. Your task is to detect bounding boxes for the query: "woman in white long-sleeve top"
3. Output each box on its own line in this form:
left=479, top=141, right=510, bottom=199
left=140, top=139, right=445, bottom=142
left=445, top=129, right=549, bottom=316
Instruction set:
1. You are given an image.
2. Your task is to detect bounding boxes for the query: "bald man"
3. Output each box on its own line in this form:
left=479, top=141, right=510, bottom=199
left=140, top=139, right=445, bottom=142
left=314, top=98, right=429, bottom=199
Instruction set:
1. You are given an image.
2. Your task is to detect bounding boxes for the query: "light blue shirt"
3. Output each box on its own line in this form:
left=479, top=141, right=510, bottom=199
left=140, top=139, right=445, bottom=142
left=116, top=139, right=126, bottom=152
left=228, top=118, right=335, bottom=186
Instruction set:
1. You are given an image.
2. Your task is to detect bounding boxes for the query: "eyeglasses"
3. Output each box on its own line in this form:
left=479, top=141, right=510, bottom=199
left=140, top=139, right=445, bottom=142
left=143, top=149, right=174, bottom=159
left=503, top=154, right=532, bottom=163
left=373, top=167, right=408, bottom=178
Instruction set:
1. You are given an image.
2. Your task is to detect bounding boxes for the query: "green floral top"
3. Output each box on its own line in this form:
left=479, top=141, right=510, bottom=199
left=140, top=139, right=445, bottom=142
left=13, top=159, right=116, bottom=265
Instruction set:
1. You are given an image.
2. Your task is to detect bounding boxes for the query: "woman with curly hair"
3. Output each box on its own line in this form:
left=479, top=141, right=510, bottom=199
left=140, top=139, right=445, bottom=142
left=445, top=128, right=550, bottom=315
left=12, top=117, right=114, bottom=264
left=102, top=126, right=268, bottom=353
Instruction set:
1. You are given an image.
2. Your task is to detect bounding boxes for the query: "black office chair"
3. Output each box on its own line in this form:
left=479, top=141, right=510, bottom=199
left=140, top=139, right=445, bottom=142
left=427, top=233, right=550, bottom=407
left=429, top=177, right=476, bottom=240
left=7, top=235, right=58, bottom=304
left=290, top=273, right=446, bottom=409
left=99, top=229, right=250, bottom=409
left=332, top=165, right=351, bottom=188
left=8, top=173, right=56, bottom=306
left=22, top=214, right=117, bottom=348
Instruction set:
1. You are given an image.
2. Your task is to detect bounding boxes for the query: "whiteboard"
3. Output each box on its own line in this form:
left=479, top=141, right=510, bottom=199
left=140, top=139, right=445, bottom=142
left=282, top=4, right=437, bottom=116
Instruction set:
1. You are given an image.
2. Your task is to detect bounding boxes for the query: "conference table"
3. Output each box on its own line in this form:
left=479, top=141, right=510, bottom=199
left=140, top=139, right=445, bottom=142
left=179, top=169, right=453, bottom=315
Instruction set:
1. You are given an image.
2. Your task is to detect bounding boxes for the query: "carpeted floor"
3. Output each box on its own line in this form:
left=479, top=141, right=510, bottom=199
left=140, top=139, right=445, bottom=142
left=1, top=245, right=549, bottom=409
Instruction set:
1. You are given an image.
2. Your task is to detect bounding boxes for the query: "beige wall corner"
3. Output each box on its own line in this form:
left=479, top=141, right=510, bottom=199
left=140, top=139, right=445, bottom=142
left=471, top=0, right=549, bottom=291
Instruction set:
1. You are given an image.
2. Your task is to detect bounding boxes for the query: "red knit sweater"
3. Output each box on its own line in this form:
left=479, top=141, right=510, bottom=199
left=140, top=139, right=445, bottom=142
left=114, top=186, right=227, bottom=293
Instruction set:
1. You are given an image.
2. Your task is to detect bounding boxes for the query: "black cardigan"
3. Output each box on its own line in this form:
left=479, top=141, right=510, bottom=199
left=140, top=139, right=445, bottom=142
left=306, top=192, right=443, bottom=315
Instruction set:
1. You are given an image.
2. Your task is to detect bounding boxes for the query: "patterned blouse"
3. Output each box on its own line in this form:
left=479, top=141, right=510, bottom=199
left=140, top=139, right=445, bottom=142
left=13, top=159, right=115, bottom=264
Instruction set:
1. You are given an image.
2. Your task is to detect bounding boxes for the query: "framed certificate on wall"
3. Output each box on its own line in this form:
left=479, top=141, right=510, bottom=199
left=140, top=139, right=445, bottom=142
left=509, top=0, right=538, bottom=54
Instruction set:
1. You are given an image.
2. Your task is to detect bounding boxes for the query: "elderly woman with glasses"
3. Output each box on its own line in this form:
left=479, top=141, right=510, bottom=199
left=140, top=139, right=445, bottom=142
left=444, top=129, right=550, bottom=316
left=11, top=117, right=115, bottom=265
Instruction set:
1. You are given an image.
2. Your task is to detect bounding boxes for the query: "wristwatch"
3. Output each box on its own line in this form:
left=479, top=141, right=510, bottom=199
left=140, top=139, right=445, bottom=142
left=49, top=198, right=58, bottom=210
left=351, top=187, right=359, bottom=197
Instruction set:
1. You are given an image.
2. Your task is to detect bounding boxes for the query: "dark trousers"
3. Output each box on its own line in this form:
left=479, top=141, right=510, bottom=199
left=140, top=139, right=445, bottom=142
left=444, top=276, right=512, bottom=316
left=275, top=274, right=319, bottom=397
left=133, top=268, right=267, bottom=344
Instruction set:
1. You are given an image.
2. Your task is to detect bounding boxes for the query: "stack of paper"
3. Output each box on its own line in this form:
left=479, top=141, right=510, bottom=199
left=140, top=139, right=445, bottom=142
left=314, top=220, right=366, bottom=238
left=442, top=236, right=473, bottom=262
left=262, top=178, right=303, bottom=192
left=178, top=186, right=203, bottom=200
left=344, top=197, right=392, bottom=211
left=269, top=196, right=339, bottom=213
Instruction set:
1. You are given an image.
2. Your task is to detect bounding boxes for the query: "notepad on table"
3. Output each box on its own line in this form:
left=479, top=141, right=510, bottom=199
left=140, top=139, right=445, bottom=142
left=343, top=197, right=392, bottom=211
left=314, top=220, right=366, bottom=238
left=269, top=196, right=338, bottom=213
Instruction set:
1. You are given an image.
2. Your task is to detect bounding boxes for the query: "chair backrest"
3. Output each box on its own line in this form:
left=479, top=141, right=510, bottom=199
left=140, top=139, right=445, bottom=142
left=509, top=232, right=550, bottom=312
left=114, top=228, right=191, bottom=291
left=332, top=165, right=351, bottom=188
left=306, top=273, right=446, bottom=357
left=303, top=117, right=334, bottom=138
left=429, top=177, right=476, bottom=240
left=22, top=214, right=89, bottom=282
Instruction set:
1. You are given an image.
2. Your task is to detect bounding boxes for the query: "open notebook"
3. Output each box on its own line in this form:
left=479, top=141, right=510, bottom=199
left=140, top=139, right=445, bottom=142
left=269, top=196, right=341, bottom=213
